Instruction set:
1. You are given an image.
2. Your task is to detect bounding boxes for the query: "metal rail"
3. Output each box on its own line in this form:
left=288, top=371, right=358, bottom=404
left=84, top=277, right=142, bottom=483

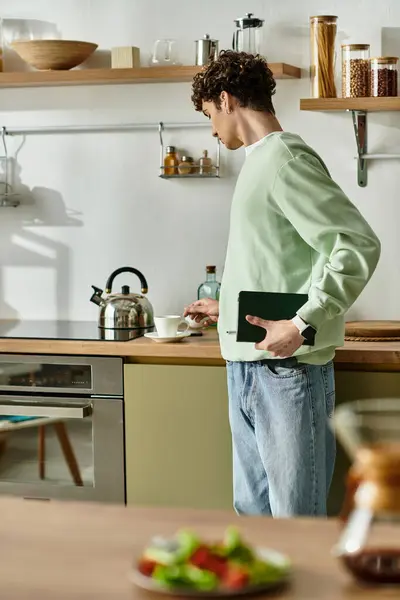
left=2, top=121, right=211, bottom=136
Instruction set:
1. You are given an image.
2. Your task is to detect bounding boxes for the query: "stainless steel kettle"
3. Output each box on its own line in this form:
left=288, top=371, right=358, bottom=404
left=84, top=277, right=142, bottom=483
left=90, top=267, right=154, bottom=331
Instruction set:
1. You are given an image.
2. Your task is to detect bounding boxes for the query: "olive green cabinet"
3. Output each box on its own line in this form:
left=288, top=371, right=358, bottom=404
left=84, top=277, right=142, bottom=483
left=124, top=364, right=233, bottom=510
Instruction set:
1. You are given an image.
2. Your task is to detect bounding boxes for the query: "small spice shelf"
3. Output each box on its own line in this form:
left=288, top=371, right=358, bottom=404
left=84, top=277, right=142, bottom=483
left=158, top=122, right=220, bottom=180
left=159, top=172, right=219, bottom=180
left=300, top=97, right=400, bottom=187
left=0, top=63, right=301, bottom=89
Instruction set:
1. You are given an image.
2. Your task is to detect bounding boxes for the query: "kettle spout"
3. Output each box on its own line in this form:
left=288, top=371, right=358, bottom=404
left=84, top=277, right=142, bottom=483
left=90, top=285, right=106, bottom=307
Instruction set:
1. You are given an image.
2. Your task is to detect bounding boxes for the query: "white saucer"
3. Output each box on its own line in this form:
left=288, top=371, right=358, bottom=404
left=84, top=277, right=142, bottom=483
left=144, top=331, right=191, bottom=344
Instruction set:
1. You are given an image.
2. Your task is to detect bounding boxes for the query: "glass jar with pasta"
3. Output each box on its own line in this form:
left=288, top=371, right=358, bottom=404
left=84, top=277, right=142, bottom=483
left=310, top=15, right=338, bottom=98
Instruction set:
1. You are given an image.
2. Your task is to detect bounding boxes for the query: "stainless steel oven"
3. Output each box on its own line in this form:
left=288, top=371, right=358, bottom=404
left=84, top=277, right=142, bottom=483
left=0, top=355, right=124, bottom=503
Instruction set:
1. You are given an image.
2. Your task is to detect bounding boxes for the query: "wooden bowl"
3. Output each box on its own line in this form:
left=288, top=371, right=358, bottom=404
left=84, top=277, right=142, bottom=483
left=10, top=39, right=98, bottom=71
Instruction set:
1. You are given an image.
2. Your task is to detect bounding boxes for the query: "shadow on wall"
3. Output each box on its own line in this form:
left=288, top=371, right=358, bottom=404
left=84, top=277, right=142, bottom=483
left=0, top=152, right=83, bottom=323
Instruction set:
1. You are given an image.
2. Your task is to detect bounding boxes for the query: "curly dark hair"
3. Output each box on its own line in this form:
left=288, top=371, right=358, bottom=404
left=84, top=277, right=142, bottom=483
left=191, top=50, right=276, bottom=114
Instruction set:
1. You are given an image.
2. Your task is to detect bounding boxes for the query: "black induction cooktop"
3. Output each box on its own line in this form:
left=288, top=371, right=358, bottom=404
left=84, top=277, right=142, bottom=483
left=0, top=320, right=149, bottom=342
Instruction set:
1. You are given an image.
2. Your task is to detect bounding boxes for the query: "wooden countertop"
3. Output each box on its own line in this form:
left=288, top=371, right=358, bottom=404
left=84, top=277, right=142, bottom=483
left=0, top=496, right=396, bottom=599
left=0, top=329, right=399, bottom=368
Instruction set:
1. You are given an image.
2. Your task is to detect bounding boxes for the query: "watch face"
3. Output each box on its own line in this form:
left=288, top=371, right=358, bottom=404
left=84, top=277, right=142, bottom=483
left=303, top=325, right=316, bottom=343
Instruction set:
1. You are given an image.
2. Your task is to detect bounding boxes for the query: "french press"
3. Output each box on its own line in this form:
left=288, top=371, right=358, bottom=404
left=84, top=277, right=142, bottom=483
left=232, top=13, right=264, bottom=55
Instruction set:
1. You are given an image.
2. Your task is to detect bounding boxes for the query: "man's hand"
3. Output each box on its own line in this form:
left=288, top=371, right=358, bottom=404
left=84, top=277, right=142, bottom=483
left=184, top=298, right=219, bottom=327
left=246, top=315, right=304, bottom=358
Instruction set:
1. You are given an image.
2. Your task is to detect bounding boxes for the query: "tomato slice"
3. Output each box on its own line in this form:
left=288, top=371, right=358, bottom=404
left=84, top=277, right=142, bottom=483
left=223, top=565, right=249, bottom=589
left=138, top=557, right=158, bottom=577
left=190, top=546, right=228, bottom=579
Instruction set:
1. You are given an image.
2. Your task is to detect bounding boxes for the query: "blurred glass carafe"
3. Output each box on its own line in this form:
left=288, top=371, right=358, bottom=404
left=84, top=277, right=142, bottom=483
left=333, top=399, right=400, bottom=585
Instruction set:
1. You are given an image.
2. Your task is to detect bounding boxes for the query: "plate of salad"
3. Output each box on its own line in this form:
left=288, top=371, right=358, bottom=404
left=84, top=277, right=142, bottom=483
left=131, top=526, right=291, bottom=596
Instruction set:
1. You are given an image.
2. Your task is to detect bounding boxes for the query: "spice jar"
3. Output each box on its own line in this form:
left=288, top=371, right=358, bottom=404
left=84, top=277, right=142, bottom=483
left=199, top=150, right=213, bottom=175
left=310, top=15, right=338, bottom=98
left=370, top=57, right=398, bottom=97
left=178, top=156, right=194, bottom=175
left=163, top=146, right=179, bottom=176
left=342, top=44, right=370, bottom=98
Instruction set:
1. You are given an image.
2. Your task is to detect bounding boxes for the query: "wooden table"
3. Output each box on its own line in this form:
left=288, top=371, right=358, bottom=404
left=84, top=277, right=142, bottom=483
left=0, top=497, right=398, bottom=599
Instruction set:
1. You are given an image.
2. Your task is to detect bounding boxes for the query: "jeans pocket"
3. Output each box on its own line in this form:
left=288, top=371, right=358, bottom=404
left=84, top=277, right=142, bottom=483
left=264, top=359, right=307, bottom=379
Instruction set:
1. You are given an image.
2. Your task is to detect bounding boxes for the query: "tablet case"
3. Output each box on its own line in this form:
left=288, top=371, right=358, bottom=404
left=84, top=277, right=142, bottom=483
left=237, top=291, right=313, bottom=346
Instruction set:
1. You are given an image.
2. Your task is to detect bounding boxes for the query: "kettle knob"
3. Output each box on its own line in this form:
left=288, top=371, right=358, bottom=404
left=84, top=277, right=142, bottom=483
left=121, top=285, right=130, bottom=295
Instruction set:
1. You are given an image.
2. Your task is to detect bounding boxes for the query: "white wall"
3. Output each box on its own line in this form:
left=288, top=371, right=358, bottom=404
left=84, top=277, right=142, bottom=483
left=0, top=0, right=398, bottom=322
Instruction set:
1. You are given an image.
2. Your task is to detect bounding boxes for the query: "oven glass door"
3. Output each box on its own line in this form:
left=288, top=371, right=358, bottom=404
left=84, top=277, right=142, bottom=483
left=0, top=397, right=94, bottom=487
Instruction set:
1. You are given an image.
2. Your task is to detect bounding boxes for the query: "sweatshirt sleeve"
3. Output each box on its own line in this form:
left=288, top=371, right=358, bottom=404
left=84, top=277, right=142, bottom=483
left=272, top=152, right=381, bottom=330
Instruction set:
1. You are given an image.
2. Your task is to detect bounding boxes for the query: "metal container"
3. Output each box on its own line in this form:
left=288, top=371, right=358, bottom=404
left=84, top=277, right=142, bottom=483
left=195, top=34, right=218, bottom=66
left=90, top=266, right=154, bottom=331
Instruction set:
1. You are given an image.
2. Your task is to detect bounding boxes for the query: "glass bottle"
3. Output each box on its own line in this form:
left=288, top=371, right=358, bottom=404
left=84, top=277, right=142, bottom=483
left=333, top=399, right=400, bottom=585
left=163, top=146, right=179, bottom=176
left=197, top=266, right=220, bottom=301
left=199, top=149, right=213, bottom=175
left=310, top=15, right=338, bottom=98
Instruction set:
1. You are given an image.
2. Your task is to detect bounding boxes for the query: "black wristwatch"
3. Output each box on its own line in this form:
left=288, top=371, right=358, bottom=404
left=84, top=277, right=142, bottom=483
left=292, top=315, right=317, bottom=345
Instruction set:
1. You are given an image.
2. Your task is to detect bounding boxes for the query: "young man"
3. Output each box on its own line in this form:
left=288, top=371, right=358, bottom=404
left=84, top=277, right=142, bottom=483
left=184, top=51, right=381, bottom=518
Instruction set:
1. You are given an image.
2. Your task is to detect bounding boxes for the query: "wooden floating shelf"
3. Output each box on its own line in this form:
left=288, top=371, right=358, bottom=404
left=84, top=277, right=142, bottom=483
left=300, top=97, right=400, bottom=112
left=0, top=63, right=301, bottom=89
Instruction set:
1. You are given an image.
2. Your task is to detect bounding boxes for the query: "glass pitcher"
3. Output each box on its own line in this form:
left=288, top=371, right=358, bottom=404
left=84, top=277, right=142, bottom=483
left=232, top=13, right=264, bottom=55
left=333, top=399, right=400, bottom=585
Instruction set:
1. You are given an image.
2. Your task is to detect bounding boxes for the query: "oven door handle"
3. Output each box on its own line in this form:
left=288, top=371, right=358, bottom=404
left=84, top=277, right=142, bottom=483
left=0, top=400, right=92, bottom=419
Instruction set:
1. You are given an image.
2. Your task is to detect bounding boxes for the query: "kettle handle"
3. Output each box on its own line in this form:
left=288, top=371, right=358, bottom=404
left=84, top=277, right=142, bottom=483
left=105, top=267, right=148, bottom=294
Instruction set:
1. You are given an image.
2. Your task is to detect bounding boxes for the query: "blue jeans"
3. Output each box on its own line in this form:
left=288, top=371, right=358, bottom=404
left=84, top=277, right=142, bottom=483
left=226, top=358, right=336, bottom=517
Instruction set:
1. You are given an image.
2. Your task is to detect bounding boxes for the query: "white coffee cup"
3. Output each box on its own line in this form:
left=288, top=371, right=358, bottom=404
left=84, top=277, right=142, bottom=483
left=154, top=315, right=189, bottom=338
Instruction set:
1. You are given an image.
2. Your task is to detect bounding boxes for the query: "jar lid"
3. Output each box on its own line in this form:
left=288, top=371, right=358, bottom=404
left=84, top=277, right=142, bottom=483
left=370, top=56, right=399, bottom=64
left=341, top=44, right=370, bottom=50
left=195, top=33, right=217, bottom=42
left=166, top=146, right=176, bottom=152
left=310, top=15, right=338, bottom=22
left=180, top=156, right=193, bottom=162
left=234, top=13, right=264, bottom=29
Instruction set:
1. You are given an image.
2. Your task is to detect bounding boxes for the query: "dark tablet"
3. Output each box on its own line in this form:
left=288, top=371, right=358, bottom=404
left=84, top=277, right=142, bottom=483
left=237, top=291, right=313, bottom=345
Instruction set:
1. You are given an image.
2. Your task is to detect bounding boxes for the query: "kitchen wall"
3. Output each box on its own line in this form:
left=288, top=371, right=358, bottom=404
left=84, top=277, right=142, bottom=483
left=0, top=0, right=398, bottom=321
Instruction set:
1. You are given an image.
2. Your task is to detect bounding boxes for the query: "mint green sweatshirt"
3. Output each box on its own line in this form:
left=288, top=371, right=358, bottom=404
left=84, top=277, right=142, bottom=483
left=218, top=132, right=381, bottom=364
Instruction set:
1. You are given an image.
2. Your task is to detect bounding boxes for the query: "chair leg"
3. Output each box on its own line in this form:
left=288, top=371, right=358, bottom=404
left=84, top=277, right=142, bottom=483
left=38, top=425, right=46, bottom=480
left=53, top=422, right=83, bottom=487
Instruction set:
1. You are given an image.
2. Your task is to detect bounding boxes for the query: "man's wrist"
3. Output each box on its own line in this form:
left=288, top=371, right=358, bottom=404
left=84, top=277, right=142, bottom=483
left=291, top=314, right=309, bottom=334
left=292, top=314, right=317, bottom=345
